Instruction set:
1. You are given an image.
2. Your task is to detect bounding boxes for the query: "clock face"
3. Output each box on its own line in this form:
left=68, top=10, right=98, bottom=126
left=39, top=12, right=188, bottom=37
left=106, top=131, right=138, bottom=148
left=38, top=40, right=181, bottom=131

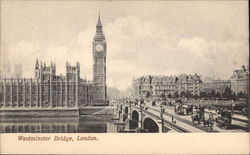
left=95, top=44, right=104, bottom=52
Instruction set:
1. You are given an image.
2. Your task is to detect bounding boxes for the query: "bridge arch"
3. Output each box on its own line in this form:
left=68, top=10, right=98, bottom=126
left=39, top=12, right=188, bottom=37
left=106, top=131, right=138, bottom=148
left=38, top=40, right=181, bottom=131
left=131, top=110, right=139, bottom=121
left=142, top=117, right=159, bottom=133
left=130, top=110, right=140, bottom=129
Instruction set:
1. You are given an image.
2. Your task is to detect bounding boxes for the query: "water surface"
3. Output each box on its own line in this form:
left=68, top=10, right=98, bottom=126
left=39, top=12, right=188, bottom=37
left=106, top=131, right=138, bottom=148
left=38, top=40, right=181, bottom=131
left=0, top=115, right=119, bottom=133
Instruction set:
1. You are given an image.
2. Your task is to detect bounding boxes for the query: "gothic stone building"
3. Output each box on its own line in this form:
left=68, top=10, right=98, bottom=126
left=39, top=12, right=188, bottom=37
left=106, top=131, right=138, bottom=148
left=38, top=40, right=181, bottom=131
left=0, top=15, right=107, bottom=109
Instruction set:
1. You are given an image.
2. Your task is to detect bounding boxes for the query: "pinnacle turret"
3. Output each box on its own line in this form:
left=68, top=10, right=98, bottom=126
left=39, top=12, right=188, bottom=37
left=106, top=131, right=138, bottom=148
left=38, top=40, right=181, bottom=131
left=35, top=58, right=39, bottom=69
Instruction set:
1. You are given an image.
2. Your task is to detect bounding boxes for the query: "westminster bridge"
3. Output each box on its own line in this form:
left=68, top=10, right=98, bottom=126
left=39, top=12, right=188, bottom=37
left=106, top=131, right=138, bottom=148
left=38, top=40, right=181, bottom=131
left=114, top=100, right=248, bottom=133
left=115, top=101, right=202, bottom=133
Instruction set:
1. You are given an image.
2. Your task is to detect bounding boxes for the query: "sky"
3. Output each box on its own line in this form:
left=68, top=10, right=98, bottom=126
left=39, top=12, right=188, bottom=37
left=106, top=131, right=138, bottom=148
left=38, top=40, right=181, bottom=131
left=0, top=1, right=249, bottom=90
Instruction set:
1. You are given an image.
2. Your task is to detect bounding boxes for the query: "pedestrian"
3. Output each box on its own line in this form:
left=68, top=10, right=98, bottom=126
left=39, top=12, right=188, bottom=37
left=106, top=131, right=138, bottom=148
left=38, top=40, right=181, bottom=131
left=231, top=100, right=235, bottom=113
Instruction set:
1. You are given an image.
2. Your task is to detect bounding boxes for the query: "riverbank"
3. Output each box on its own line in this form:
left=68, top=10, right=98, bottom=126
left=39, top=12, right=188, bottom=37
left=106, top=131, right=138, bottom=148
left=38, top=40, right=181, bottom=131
left=0, top=108, right=79, bottom=118
left=79, top=106, right=115, bottom=115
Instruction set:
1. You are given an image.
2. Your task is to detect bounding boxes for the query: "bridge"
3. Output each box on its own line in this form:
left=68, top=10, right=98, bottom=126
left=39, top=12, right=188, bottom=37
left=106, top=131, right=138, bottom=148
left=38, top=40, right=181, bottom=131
left=114, top=101, right=248, bottom=133
left=115, top=102, right=204, bottom=133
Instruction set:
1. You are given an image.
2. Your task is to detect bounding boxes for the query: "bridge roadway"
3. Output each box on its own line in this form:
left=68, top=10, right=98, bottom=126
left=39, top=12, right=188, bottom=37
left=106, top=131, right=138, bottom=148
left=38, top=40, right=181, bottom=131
left=151, top=105, right=248, bottom=132
left=131, top=105, right=205, bottom=133
left=126, top=103, right=248, bottom=133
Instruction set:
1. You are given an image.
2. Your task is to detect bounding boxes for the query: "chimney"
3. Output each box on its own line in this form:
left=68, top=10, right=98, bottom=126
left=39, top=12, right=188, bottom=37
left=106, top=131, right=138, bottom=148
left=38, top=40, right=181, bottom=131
left=242, top=65, right=246, bottom=72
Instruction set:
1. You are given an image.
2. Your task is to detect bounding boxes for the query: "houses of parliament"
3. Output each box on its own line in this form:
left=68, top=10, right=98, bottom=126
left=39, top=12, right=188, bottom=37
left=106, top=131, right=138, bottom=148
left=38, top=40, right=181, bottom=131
left=0, top=15, right=107, bottom=109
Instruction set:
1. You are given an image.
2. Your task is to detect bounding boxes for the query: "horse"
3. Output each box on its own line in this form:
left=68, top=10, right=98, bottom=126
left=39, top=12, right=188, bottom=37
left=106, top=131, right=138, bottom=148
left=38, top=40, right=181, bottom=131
left=191, top=111, right=204, bottom=124
left=152, top=101, right=156, bottom=107
left=185, top=105, right=193, bottom=115
left=203, top=113, right=215, bottom=131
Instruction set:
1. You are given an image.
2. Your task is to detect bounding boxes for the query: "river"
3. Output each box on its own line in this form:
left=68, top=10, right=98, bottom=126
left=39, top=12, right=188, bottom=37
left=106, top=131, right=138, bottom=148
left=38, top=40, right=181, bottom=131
left=0, top=115, right=121, bottom=133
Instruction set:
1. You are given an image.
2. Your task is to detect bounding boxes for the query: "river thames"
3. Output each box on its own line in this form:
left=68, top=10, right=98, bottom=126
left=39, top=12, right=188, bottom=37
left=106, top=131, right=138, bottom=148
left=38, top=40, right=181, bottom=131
left=0, top=115, right=119, bottom=133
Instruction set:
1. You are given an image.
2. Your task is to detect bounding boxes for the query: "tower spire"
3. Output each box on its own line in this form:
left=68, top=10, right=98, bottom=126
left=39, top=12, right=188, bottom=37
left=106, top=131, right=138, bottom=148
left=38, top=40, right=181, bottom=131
left=97, top=12, right=102, bottom=27
left=95, top=12, right=105, bottom=40
left=98, top=11, right=101, bottom=21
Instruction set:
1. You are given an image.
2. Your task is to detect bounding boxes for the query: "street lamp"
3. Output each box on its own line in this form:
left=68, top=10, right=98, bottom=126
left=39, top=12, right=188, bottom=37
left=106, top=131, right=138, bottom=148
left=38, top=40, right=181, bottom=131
left=140, top=99, right=143, bottom=109
left=160, top=102, right=164, bottom=132
left=137, top=99, right=143, bottom=132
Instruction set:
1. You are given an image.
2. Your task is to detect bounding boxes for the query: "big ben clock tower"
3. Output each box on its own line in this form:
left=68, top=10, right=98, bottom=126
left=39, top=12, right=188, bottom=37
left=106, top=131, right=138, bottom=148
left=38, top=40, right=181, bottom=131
left=92, top=14, right=107, bottom=105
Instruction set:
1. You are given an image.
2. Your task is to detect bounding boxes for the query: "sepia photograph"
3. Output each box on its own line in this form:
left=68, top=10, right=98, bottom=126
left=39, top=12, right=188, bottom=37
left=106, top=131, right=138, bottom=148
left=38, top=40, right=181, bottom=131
left=0, top=0, right=249, bottom=154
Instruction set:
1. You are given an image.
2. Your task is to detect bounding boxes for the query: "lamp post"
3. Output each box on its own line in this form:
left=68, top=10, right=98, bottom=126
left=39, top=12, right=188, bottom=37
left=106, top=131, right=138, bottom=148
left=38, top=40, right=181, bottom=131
left=138, top=99, right=143, bottom=132
left=117, top=102, right=121, bottom=118
left=231, top=100, right=235, bottom=114
left=160, top=102, right=164, bottom=133
left=128, top=101, right=131, bottom=120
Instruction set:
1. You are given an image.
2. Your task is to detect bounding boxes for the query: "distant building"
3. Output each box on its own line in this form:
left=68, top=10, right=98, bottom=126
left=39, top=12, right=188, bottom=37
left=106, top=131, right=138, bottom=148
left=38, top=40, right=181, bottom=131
left=1, top=61, right=11, bottom=78
left=230, top=65, right=249, bottom=95
left=132, top=74, right=202, bottom=99
left=0, top=61, right=22, bottom=79
left=152, top=75, right=177, bottom=99
left=13, top=63, right=22, bottom=78
left=132, top=76, right=152, bottom=99
left=202, top=80, right=231, bottom=95
left=140, top=75, right=153, bottom=98
left=176, top=74, right=202, bottom=97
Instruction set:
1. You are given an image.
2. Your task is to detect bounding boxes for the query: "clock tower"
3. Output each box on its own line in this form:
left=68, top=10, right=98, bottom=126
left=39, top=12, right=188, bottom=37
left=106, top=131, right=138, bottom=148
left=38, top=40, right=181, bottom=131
left=92, top=13, right=107, bottom=105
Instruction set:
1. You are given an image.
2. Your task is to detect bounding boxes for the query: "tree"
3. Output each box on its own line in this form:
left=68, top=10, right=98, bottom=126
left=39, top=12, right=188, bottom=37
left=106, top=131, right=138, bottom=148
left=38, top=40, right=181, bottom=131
left=208, top=89, right=216, bottom=99
left=180, top=91, right=187, bottom=98
left=237, top=91, right=247, bottom=98
left=243, top=92, right=247, bottom=98
left=174, top=91, right=179, bottom=98
left=200, top=92, right=206, bottom=98
left=167, top=93, right=172, bottom=99
left=194, top=94, right=199, bottom=100
left=222, top=87, right=232, bottom=99
left=215, top=92, right=221, bottom=99
left=231, top=92, right=237, bottom=100
left=186, top=91, right=193, bottom=98
left=160, top=93, right=166, bottom=100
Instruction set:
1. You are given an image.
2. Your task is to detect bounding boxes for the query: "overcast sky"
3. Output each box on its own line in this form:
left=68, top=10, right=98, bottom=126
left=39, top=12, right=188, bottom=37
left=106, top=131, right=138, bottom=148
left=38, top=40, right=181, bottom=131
left=1, top=1, right=248, bottom=90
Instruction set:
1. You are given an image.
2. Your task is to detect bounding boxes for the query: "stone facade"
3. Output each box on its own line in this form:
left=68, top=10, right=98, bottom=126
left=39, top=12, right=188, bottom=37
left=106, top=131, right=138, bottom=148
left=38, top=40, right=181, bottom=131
left=132, top=65, right=249, bottom=99
left=202, top=80, right=231, bottom=95
left=152, top=75, right=177, bottom=98
left=176, top=74, right=201, bottom=97
left=132, top=74, right=202, bottom=99
left=132, top=77, right=141, bottom=99
left=0, top=15, right=107, bottom=108
left=139, top=75, right=153, bottom=98
left=230, top=65, right=249, bottom=95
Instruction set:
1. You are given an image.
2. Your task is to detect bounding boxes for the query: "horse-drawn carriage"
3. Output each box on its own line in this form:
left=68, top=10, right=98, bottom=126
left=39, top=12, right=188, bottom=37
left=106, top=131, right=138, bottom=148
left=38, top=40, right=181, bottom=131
left=191, top=106, right=206, bottom=124
left=174, top=104, right=193, bottom=115
left=191, top=107, right=214, bottom=130
left=215, top=109, right=232, bottom=129
left=152, top=101, right=156, bottom=107
left=241, top=107, right=248, bottom=116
